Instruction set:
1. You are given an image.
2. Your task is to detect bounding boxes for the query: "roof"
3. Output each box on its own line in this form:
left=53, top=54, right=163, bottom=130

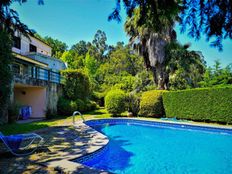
left=13, top=52, right=48, bottom=68
left=27, top=52, right=65, bottom=64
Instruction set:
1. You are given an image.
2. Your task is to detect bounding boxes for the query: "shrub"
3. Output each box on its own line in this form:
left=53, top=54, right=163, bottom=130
left=75, top=99, right=86, bottom=112
left=57, top=97, right=98, bottom=116
left=70, top=100, right=78, bottom=111
left=163, top=86, right=232, bottom=124
left=45, top=108, right=57, bottom=120
left=139, top=90, right=166, bottom=117
left=105, top=89, right=127, bottom=115
left=57, top=97, right=72, bottom=115
left=74, top=99, right=98, bottom=112
left=61, top=69, right=90, bottom=101
left=127, top=93, right=140, bottom=116
left=85, top=100, right=98, bottom=111
left=92, top=92, right=105, bottom=106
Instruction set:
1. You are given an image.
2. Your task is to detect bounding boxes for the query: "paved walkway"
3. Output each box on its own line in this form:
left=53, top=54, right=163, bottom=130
left=0, top=121, right=109, bottom=174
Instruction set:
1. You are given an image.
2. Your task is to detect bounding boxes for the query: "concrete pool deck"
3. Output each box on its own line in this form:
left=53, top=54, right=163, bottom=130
left=0, top=117, right=231, bottom=173
left=0, top=121, right=110, bottom=174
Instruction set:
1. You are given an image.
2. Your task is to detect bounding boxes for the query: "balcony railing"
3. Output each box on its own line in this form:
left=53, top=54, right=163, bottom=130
left=13, top=64, right=63, bottom=84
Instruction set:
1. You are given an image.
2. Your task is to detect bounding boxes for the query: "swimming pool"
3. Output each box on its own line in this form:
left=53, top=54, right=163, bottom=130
left=75, top=119, right=232, bottom=174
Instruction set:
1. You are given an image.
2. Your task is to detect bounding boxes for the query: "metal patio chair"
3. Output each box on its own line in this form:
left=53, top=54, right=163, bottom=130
left=0, top=131, right=44, bottom=156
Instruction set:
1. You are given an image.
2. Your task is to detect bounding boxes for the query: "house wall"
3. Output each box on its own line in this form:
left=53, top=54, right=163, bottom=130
left=14, top=87, right=46, bottom=118
left=10, top=32, right=65, bottom=119
left=12, top=32, right=52, bottom=56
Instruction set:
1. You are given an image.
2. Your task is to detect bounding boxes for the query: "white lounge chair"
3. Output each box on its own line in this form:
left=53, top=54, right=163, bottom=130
left=0, top=131, right=43, bottom=156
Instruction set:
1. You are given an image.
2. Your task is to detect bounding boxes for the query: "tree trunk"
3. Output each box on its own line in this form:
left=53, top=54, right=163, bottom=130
left=152, top=63, right=167, bottom=90
left=0, top=30, right=13, bottom=125
left=0, top=80, right=13, bottom=125
left=143, top=28, right=174, bottom=90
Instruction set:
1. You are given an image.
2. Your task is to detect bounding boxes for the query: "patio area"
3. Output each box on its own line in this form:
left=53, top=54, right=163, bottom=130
left=0, top=120, right=109, bottom=174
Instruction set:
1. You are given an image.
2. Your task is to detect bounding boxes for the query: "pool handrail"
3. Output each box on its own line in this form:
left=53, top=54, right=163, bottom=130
left=72, top=111, right=85, bottom=124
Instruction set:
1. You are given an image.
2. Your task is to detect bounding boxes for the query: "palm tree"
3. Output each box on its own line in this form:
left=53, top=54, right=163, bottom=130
left=125, top=7, right=206, bottom=90
left=111, top=0, right=232, bottom=51
left=124, top=8, right=178, bottom=89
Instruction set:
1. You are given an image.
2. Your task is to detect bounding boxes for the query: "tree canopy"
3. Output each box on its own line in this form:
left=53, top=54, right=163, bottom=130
left=110, top=0, right=232, bottom=50
left=92, top=30, right=108, bottom=56
left=0, top=0, right=35, bottom=34
left=180, top=0, right=232, bottom=51
left=199, top=61, right=232, bottom=87
left=35, top=35, right=68, bottom=58
left=71, top=40, right=89, bottom=56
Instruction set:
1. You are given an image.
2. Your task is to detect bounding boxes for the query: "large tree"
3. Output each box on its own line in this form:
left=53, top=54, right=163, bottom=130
left=0, top=30, right=13, bottom=124
left=71, top=40, right=89, bottom=56
left=180, top=0, right=232, bottom=51
left=0, top=0, right=35, bottom=124
left=92, top=30, right=108, bottom=58
left=0, top=0, right=37, bottom=34
left=199, top=61, right=232, bottom=87
left=165, top=42, right=206, bottom=89
left=124, top=8, right=177, bottom=89
left=96, top=44, right=146, bottom=92
left=61, top=50, right=84, bottom=69
left=110, top=0, right=232, bottom=50
left=120, top=1, right=232, bottom=89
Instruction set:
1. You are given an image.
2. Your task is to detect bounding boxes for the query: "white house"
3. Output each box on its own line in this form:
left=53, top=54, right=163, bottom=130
left=11, top=32, right=66, bottom=119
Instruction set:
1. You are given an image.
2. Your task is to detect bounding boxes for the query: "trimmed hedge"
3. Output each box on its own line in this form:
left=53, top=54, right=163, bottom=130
left=163, top=87, right=232, bottom=124
left=139, top=90, right=166, bottom=117
left=105, top=89, right=127, bottom=116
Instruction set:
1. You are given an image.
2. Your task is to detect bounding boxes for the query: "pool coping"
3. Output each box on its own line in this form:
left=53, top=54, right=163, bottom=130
left=91, top=117, right=232, bottom=130
left=46, top=117, right=232, bottom=173
left=45, top=121, right=111, bottom=173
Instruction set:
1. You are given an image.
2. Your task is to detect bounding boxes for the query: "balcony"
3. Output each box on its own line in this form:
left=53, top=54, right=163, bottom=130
left=13, top=63, right=64, bottom=86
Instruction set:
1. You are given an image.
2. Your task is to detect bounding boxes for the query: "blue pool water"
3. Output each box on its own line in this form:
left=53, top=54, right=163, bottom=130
left=77, top=120, right=232, bottom=174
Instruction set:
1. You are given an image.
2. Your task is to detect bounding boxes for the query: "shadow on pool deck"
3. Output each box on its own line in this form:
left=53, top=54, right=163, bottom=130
left=0, top=122, right=110, bottom=174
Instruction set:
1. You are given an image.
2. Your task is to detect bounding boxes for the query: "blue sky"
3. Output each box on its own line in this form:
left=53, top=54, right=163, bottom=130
left=12, top=0, right=232, bottom=67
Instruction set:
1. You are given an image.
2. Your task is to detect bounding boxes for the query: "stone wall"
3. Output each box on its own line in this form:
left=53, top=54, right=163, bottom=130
left=46, top=83, right=63, bottom=116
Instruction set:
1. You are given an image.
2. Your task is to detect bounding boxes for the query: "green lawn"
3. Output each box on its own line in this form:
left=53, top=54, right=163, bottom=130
left=0, top=108, right=113, bottom=135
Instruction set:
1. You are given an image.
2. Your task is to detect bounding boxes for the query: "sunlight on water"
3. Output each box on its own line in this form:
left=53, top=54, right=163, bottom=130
left=79, top=123, right=232, bottom=174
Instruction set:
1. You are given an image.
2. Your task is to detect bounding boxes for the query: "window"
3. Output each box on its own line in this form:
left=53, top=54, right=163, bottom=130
left=13, top=36, right=21, bottom=49
left=29, top=44, right=37, bottom=52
